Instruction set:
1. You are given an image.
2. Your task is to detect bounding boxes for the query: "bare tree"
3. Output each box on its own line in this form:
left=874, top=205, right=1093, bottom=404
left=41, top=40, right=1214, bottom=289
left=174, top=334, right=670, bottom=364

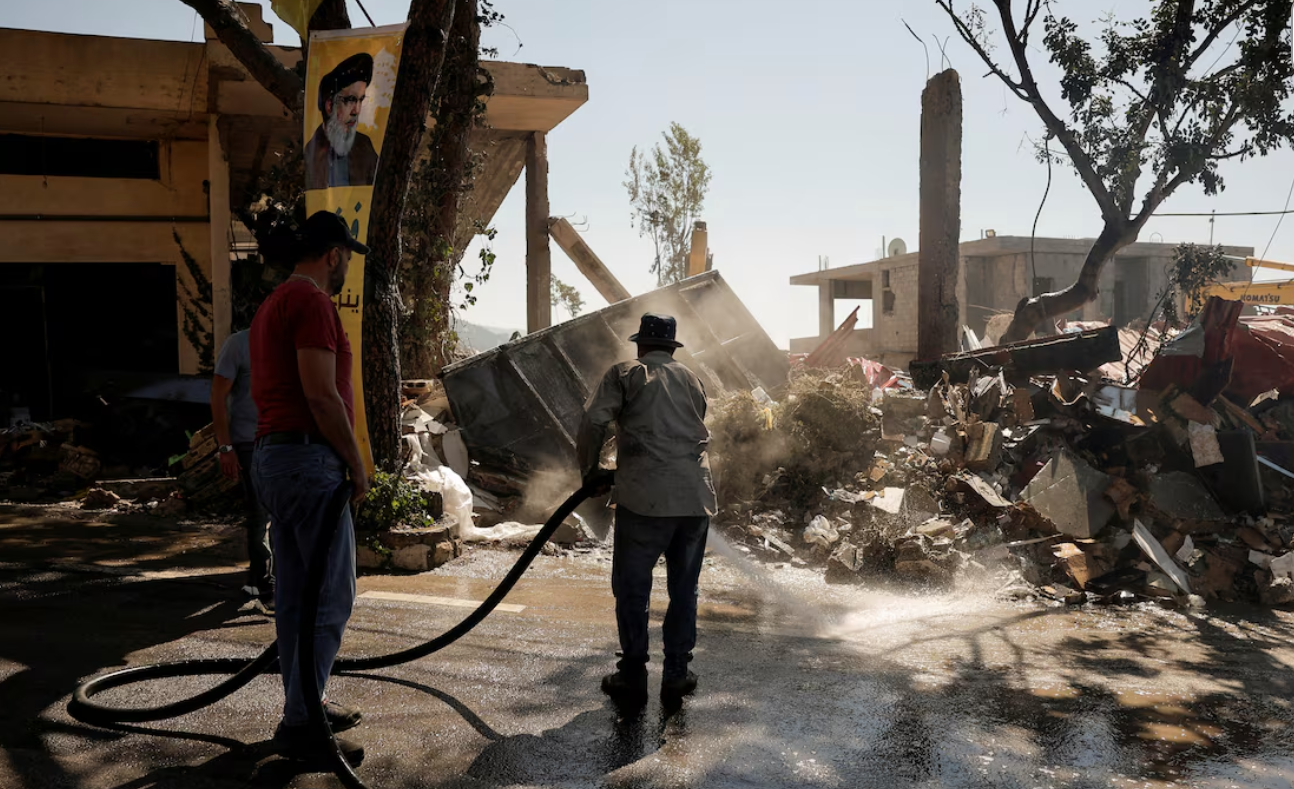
left=936, top=0, right=1294, bottom=342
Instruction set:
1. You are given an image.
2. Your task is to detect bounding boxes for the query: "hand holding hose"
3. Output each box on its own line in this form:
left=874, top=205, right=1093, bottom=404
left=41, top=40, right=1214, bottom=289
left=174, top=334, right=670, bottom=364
left=582, top=468, right=615, bottom=497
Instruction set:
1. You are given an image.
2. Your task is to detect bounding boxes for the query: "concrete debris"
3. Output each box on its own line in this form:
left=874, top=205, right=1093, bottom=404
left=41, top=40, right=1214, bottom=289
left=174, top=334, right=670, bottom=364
left=1052, top=542, right=1106, bottom=589
left=1133, top=519, right=1192, bottom=595
left=81, top=487, right=122, bottom=511
left=1188, top=422, right=1225, bottom=467
left=803, top=515, right=839, bottom=548
left=701, top=303, right=1294, bottom=608
left=1021, top=450, right=1115, bottom=539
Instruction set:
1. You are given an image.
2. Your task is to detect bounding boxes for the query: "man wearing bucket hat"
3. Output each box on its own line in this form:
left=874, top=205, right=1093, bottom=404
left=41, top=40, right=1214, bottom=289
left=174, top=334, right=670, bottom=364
left=577, top=313, right=717, bottom=705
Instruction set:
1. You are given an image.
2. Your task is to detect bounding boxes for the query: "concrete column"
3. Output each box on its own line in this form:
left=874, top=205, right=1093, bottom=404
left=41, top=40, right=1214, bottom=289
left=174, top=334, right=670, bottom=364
left=818, top=281, right=834, bottom=338
left=548, top=216, right=632, bottom=303
left=208, top=115, right=232, bottom=354
left=526, top=132, right=551, bottom=333
left=687, top=221, right=708, bottom=278
left=917, top=69, right=962, bottom=360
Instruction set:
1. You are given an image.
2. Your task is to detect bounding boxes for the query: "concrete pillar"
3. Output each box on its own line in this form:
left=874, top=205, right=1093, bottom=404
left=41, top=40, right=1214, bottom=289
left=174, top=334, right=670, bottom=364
left=208, top=115, right=232, bottom=353
left=525, top=132, right=551, bottom=333
left=548, top=216, right=632, bottom=303
left=819, top=280, right=834, bottom=338
left=687, top=221, right=708, bottom=278
left=917, top=69, right=962, bottom=360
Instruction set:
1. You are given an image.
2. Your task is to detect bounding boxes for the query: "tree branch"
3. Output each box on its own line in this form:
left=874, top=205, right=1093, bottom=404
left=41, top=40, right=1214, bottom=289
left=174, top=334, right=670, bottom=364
left=933, top=0, right=1028, bottom=100
left=1133, top=100, right=1244, bottom=228
left=309, top=0, right=352, bottom=31
left=1186, top=0, right=1261, bottom=70
left=989, top=0, right=1125, bottom=226
left=180, top=0, right=304, bottom=117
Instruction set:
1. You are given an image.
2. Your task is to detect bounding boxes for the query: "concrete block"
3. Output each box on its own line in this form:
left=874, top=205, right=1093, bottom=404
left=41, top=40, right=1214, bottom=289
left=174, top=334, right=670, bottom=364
left=385, top=525, right=453, bottom=549
left=826, top=541, right=865, bottom=584
left=432, top=541, right=455, bottom=568
left=1147, top=472, right=1226, bottom=531
left=1022, top=449, right=1114, bottom=539
left=392, top=544, right=431, bottom=572
left=355, top=546, right=384, bottom=570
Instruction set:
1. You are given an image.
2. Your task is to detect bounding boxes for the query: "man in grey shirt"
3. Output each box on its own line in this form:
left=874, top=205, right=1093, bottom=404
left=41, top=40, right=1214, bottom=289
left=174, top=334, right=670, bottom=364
left=577, top=313, right=717, bottom=706
left=211, top=329, right=273, bottom=611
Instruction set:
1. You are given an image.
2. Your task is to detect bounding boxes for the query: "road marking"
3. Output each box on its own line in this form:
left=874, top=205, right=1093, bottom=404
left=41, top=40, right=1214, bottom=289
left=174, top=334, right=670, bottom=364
left=359, top=590, right=526, bottom=614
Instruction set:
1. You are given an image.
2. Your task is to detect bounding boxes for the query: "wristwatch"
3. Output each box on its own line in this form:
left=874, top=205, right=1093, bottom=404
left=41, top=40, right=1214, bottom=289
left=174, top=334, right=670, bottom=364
left=218, top=444, right=235, bottom=454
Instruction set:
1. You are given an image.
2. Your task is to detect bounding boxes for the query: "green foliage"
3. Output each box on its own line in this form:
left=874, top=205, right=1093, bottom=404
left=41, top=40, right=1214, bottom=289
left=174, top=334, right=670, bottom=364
left=174, top=231, right=214, bottom=374
left=940, top=0, right=1294, bottom=222
left=625, top=122, right=712, bottom=286
left=355, top=471, right=442, bottom=533
left=1161, top=242, right=1239, bottom=326
left=550, top=275, right=585, bottom=319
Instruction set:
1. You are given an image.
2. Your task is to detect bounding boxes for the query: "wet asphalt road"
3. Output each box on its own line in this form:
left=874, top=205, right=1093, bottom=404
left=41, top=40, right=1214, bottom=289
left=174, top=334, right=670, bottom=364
left=5, top=508, right=1294, bottom=788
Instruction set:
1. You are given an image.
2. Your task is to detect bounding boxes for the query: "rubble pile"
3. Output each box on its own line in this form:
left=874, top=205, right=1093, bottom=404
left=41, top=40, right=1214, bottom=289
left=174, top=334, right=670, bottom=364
left=175, top=424, right=238, bottom=512
left=0, top=419, right=101, bottom=501
left=711, top=301, right=1294, bottom=609
left=709, top=370, right=879, bottom=511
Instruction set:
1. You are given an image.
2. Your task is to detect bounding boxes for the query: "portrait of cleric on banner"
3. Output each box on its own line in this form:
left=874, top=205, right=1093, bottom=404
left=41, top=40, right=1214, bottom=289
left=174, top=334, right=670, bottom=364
left=305, top=52, right=380, bottom=190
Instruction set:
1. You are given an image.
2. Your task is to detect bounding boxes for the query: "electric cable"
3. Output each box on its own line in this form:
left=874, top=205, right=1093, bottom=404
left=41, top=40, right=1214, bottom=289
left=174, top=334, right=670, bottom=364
left=1242, top=172, right=1294, bottom=302
left=69, top=478, right=600, bottom=788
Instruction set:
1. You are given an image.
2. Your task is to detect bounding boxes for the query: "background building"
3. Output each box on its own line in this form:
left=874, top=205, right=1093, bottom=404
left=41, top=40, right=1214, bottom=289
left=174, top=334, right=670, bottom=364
left=790, top=234, right=1254, bottom=369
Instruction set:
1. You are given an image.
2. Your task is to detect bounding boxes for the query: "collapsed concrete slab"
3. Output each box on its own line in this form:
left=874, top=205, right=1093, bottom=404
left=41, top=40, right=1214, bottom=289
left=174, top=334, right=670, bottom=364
left=440, top=271, right=789, bottom=500
left=1021, top=449, right=1115, bottom=539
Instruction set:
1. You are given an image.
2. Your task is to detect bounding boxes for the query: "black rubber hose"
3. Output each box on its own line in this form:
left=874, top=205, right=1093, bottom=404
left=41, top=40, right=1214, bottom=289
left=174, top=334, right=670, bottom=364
left=67, top=482, right=596, bottom=732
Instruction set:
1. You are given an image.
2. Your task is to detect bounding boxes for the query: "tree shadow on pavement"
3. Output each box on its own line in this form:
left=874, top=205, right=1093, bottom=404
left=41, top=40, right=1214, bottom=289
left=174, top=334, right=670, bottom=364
left=0, top=564, right=269, bottom=789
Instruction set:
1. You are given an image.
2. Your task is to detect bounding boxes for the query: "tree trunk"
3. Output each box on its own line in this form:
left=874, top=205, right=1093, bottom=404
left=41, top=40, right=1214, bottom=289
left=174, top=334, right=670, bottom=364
left=1000, top=222, right=1132, bottom=343
left=917, top=69, right=962, bottom=360
left=399, top=0, right=481, bottom=378
left=363, top=0, right=456, bottom=471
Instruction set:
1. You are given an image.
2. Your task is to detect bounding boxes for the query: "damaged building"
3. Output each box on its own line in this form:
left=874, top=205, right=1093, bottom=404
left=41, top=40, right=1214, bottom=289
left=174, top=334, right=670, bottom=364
left=789, top=235, right=1254, bottom=369
left=0, top=6, right=587, bottom=463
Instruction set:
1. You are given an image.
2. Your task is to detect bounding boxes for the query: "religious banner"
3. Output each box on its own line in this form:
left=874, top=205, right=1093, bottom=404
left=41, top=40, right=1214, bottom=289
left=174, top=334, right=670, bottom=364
left=305, top=24, right=406, bottom=471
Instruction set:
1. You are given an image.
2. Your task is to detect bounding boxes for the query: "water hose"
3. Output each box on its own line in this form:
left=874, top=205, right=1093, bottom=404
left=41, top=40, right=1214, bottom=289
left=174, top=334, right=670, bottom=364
left=68, top=478, right=601, bottom=788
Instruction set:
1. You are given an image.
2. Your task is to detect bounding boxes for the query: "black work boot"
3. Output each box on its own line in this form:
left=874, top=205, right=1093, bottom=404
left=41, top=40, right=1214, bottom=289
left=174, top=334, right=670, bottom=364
left=601, top=658, right=648, bottom=706
left=272, top=721, right=364, bottom=766
left=662, top=654, right=697, bottom=699
left=661, top=670, right=698, bottom=698
left=323, top=700, right=362, bottom=733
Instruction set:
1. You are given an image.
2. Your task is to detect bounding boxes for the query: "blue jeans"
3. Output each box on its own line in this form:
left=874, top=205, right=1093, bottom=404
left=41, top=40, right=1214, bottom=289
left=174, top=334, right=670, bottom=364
left=611, top=507, right=709, bottom=677
left=235, top=444, right=272, bottom=594
left=252, top=443, right=355, bottom=727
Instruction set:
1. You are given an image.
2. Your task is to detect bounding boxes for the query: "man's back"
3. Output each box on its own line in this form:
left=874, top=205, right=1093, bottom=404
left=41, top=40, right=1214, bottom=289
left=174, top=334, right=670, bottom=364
left=581, top=350, right=716, bottom=518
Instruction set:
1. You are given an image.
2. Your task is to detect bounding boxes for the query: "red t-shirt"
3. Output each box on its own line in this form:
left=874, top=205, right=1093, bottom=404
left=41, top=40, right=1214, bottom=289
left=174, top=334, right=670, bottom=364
left=250, top=279, right=354, bottom=437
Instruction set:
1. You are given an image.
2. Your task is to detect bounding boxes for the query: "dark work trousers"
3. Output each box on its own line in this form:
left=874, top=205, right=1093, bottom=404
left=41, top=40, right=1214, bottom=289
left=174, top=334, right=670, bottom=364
left=611, top=506, right=709, bottom=677
left=235, top=443, right=273, bottom=595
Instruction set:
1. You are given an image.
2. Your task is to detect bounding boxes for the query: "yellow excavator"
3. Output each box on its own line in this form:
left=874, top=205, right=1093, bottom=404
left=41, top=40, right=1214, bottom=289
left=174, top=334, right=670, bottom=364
left=1193, top=257, right=1294, bottom=308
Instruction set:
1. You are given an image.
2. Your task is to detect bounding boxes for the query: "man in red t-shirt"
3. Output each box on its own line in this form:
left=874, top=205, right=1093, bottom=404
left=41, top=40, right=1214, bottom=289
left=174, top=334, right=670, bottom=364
left=250, top=211, right=369, bottom=765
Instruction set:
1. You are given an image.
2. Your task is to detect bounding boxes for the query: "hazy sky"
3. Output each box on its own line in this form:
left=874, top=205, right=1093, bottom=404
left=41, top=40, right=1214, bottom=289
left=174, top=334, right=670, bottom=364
left=9, top=1, right=1293, bottom=347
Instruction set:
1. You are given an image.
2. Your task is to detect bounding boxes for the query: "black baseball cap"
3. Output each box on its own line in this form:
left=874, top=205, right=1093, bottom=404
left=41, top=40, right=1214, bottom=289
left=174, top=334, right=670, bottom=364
left=299, top=210, right=369, bottom=257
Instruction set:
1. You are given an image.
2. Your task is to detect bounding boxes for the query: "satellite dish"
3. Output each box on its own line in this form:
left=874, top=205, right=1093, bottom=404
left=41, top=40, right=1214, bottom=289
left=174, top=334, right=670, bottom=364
left=887, top=238, right=908, bottom=258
